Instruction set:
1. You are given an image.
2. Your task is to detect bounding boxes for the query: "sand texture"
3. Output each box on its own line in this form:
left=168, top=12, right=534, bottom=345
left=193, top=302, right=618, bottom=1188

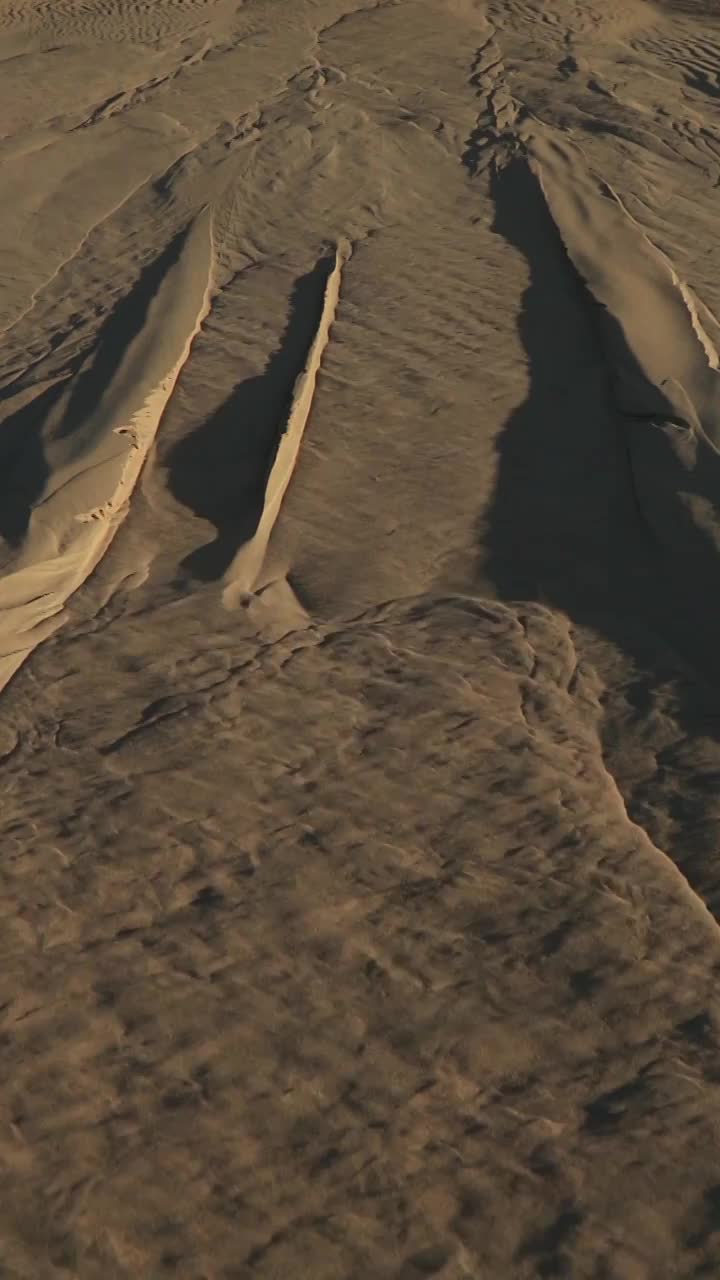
left=3, top=0, right=720, bottom=1276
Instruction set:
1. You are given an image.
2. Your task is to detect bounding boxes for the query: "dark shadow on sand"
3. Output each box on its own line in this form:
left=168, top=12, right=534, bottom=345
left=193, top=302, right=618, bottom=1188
left=0, top=381, right=61, bottom=546
left=166, top=252, right=336, bottom=581
left=483, top=156, right=720, bottom=912
left=0, top=228, right=193, bottom=549
left=55, top=224, right=191, bottom=441
left=482, top=158, right=646, bottom=610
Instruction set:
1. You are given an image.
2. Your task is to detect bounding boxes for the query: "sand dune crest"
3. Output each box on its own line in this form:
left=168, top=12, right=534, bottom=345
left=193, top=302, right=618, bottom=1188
left=523, top=125, right=720, bottom=447
left=223, top=237, right=351, bottom=606
left=0, top=207, right=214, bottom=691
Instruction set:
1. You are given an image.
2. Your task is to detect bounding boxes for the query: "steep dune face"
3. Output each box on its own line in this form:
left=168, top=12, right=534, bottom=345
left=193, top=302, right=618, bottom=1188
left=525, top=128, right=720, bottom=435
left=4, top=0, right=720, bottom=1277
left=519, top=125, right=720, bottom=631
left=0, top=208, right=214, bottom=690
left=222, top=238, right=351, bottom=603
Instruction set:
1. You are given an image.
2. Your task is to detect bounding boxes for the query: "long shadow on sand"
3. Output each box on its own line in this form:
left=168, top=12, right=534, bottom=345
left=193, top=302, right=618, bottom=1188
left=0, top=227, right=192, bottom=550
left=55, top=225, right=191, bottom=442
left=166, top=252, right=336, bottom=582
left=0, top=381, right=59, bottom=547
left=483, top=156, right=720, bottom=914
left=482, top=159, right=636, bottom=611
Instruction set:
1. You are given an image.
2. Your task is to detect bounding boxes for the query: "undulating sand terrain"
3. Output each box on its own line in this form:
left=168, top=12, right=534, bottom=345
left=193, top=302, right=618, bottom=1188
left=4, top=0, right=720, bottom=1275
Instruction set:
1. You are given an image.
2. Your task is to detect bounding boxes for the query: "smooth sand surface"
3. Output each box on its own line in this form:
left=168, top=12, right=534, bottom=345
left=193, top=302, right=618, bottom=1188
left=4, top=0, right=720, bottom=1277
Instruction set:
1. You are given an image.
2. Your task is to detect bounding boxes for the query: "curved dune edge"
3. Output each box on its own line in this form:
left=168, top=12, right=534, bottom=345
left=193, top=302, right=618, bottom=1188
left=222, top=239, right=352, bottom=607
left=0, top=208, right=215, bottom=694
left=520, top=124, right=720, bottom=449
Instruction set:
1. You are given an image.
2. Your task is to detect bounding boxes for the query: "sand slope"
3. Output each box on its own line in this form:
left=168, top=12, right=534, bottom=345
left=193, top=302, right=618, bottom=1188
left=223, top=238, right=351, bottom=604
left=0, top=207, right=213, bottom=691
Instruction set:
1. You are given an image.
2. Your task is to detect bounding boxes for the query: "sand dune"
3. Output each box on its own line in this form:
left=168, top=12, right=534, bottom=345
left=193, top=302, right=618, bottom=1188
left=223, top=238, right=350, bottom=604
left=519, top=124, right=720, bottom=608
left=3, top=0, right=720, bottom=1277
left=0, top=207, right=213, bottom=691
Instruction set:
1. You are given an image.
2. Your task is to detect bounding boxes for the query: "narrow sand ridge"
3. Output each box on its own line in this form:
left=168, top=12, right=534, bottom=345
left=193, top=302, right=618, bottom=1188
left=0, top=206, right=214, bottom=692
left=223, top=238, right=351, bottom=605
left=522, top=125, right=720, bottom=444
left=7, top=2, right=720, bottom=1276
left=518, top=123, right=720, bottom=588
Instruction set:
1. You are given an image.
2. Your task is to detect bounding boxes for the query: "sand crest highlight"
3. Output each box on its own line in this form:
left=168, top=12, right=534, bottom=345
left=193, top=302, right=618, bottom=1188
left=0, top=207, right=214, bottom=692
left=522, top=125, right=720, bottom=447
left=222, top=238, right=351, bottom=606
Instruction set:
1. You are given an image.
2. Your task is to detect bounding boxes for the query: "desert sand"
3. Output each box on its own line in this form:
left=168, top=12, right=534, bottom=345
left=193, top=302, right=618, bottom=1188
left=3, top=0, right=720, bottom=1275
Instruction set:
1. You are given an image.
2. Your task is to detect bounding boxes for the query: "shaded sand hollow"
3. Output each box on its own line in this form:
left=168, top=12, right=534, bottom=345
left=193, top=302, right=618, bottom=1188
left=5, top=0, right=720, bottom=1277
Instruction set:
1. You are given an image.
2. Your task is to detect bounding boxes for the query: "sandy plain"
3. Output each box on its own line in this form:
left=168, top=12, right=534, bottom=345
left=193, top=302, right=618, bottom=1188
left=2, top=0, right=720, bottom=1276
